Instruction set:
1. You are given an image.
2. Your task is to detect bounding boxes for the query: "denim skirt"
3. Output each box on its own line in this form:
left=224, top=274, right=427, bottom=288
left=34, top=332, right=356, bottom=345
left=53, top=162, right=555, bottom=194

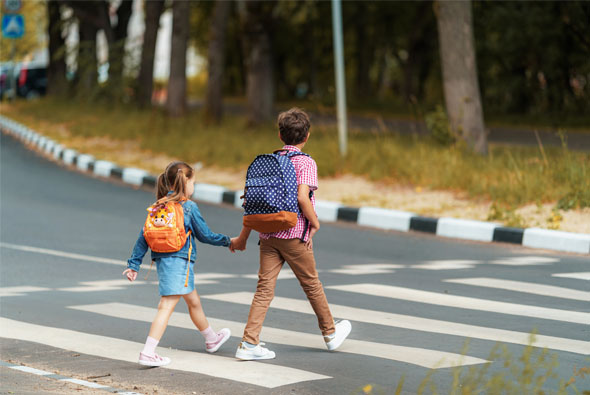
left=156, top=256, right=194, bottom=296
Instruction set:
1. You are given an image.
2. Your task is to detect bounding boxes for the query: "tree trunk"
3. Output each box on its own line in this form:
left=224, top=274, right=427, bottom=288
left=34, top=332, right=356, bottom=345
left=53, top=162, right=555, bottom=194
left=354, top=6, right=372, bottom=99
left=77, top=19, right=98, bottom=95
left=167, top=0, right=190, bottom=117
left=109, top=0, right=133, bottom=81
left=242, top=2, right=274, bottom=125
left=47, top=0, right=68, bottom=95
left=435, top=0, right=487, bottom=154
left=137, top=0, right=164, bottom=107
left=204, top=0, right=231, bottom=123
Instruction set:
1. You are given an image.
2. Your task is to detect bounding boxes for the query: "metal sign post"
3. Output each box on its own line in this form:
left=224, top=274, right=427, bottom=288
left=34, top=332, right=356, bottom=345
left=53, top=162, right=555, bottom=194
left=2, top=0, right=24, bottom=100
left=331, top=0, right=348, bottom=157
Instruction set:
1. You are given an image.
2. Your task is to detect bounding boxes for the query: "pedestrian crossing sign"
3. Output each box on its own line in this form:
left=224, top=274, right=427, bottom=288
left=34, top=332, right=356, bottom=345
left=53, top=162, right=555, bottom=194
left=2, top=14, right=24, bottom=39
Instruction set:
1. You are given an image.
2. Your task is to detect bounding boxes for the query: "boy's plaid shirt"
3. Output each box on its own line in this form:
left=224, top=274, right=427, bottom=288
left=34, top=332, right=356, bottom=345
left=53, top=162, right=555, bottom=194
left=259, top=145, right=318, bottom=242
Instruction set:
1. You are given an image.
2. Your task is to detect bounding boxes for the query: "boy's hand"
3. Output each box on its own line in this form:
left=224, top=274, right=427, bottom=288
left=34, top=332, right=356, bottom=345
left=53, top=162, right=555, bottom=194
left=305, top=222, right=320, bottom=250
left=230, top=237, right=247, bottom=252
left=123, top=268, right=137, bottom=282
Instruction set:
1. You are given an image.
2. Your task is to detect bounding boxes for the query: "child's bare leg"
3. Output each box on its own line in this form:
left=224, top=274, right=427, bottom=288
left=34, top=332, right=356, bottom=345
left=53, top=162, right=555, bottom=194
left=148, top=295, right=181, bottom=340
left=184, top=290, right=230, bottom=351
left=183, top=290, right=209, bottom=331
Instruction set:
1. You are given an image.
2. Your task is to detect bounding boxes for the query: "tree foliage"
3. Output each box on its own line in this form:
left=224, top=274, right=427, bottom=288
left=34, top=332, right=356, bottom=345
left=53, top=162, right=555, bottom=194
left=32, top=0, right=589, bottom=123
left=0, top=0, right=47, bottom=62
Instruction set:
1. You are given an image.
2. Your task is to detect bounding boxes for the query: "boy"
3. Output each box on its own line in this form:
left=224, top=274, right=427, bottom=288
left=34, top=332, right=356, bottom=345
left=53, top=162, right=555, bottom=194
left=230, top=108, right=351, bottom=360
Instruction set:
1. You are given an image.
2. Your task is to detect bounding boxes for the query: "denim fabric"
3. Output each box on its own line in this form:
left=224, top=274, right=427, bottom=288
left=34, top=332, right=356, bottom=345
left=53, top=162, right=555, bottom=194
left=127, top=200, right=230, bottom=272
left=156, top=256, right=194, bottom=296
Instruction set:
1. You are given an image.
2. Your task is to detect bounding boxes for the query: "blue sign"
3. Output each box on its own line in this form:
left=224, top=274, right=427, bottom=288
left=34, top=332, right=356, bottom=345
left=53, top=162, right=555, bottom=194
left=2, top=14, right=24, bottom=39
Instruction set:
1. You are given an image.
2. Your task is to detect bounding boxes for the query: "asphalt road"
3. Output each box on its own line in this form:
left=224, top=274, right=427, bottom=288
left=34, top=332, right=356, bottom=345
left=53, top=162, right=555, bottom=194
left=1, top=132, right=589, bottom=394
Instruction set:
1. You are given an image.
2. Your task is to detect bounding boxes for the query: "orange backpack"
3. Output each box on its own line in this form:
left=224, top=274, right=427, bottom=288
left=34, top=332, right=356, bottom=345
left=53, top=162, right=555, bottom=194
left=143, top=201, right=191, bottom=252
left=143, top=200, right=193, bottom=286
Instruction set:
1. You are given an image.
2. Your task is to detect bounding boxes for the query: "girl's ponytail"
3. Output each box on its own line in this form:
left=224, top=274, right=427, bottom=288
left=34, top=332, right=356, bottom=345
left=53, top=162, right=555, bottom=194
left=156, top=173, right=169, bottom=200
left=155, top=161, right=194, bottom=204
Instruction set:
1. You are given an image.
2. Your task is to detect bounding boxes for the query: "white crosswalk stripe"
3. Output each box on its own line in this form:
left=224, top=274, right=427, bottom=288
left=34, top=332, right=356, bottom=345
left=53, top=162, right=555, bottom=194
left=0, top=317, right=329, bottom=388
left=444, top=278, right=590, bottom=302
left=326, top=283, right=590, bottom=325
left=202, top=292, right=590, bottom=355
left=552, top=272, right=590, bottom=281
left=69, top=302, right=486, bottom=369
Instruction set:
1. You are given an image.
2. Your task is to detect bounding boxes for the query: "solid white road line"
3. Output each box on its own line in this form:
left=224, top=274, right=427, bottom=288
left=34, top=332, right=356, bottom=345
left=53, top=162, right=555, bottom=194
left=202, top=292, right=590, bottom=355
left=552, top=272, right=590, bottom=281
left=59, top=378, right=109, bottom=389
left=445, top=278, right=590, bottom=302
left=0, top=317, right=329, bottom=388
left=10, top=366, right=53, bottom=375
left=327, top=283, right=590, bottom=325
left=0, top=242, right=126, bottom=266
left=69, top=302, right=485, bottom=369
left=2, top=361, right=143, bottom=394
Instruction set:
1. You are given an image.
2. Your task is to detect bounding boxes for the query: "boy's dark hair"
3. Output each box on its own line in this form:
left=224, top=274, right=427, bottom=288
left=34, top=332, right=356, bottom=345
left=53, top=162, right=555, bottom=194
left=278, top=108, right=310, bottom=146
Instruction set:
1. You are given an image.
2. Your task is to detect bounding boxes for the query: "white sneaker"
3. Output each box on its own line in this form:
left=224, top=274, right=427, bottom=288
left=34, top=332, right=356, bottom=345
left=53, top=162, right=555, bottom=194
left=235, top=342, right=276, bottom=360
left=324, top=320, right=352, bottom=351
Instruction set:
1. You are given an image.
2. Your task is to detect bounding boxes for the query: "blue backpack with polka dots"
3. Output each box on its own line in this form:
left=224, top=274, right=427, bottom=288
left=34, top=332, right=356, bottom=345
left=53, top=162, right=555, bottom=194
left=242, top=150, right=310, bottom=233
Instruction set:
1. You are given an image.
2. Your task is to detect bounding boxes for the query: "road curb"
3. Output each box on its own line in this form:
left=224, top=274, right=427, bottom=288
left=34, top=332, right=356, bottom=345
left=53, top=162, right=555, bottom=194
left=1, top=115, right=588, bottom=255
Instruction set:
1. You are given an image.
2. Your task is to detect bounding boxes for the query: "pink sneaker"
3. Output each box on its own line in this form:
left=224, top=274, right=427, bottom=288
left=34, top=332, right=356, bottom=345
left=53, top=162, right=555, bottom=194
left=206, top=328, right=231, bottom=353
left=139, top=352, right=170, bottom=367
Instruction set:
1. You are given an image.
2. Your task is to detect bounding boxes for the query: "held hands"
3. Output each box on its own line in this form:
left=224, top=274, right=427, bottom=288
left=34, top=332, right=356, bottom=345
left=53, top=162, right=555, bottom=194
left=229, top=227, right=251, bottom=253
left=123, top=268, right=138, bottom=282
left=229, top=236, right=247, bottom=253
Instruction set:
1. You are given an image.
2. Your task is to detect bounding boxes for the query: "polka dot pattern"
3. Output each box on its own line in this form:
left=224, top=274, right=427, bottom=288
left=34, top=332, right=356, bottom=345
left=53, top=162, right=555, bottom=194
left=243, top=152, right=309, bottom=216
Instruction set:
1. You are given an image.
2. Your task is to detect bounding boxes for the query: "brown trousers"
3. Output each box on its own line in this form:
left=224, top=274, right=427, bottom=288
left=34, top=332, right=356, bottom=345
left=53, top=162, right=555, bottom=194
left=242, top=238, right=335, bottom=344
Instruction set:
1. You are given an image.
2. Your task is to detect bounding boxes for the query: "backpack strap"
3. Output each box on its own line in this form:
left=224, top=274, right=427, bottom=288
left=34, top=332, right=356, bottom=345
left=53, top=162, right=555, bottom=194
left=299, top=189, right=314, bottom=242
left=273, top=149, right=313, bottom=242
left=184, top=230, right=192, bottom=287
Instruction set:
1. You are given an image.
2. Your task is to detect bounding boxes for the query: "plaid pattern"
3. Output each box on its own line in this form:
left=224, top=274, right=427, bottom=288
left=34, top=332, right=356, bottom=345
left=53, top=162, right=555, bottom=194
left=259, top=145, right=317, bottom=242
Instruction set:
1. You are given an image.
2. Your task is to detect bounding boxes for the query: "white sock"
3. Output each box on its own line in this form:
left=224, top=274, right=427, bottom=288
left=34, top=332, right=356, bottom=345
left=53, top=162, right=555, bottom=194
left=200, top=326, right=217, bottom=343
left=142, top=336, right=159, bottom=356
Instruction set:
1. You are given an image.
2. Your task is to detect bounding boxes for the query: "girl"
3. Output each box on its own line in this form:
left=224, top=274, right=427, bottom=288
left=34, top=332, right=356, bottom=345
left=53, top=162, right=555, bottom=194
left=123, top=161, right=235, bottom=367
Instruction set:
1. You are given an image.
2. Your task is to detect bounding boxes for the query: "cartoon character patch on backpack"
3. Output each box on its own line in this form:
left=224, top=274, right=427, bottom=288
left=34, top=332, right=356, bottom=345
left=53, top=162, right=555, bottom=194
left=143, top=201, right=191, bottom=253
left=242, top=149, right=312, bottom=237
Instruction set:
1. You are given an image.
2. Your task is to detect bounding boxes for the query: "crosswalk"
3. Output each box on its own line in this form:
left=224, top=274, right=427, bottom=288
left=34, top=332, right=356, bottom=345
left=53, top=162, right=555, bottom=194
left=326, top=284, right=590, bottom=325
left=0, top=317, right=329, bottom=388
left=1, top=243, right=589, bottom=389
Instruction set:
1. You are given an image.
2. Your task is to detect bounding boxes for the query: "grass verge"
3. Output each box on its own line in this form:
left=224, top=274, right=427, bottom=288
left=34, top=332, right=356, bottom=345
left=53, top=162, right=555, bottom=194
left=3, top=97, right=589, bottom=213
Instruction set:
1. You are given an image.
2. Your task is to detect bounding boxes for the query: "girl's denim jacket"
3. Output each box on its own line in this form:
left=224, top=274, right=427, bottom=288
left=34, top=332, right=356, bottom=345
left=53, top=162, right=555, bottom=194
left=127, top=199, right=230, bottom=272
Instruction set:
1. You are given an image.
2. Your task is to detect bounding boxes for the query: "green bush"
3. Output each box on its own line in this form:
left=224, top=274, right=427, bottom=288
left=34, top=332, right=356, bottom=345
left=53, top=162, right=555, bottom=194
left=425, top=105, right=457, bottom=146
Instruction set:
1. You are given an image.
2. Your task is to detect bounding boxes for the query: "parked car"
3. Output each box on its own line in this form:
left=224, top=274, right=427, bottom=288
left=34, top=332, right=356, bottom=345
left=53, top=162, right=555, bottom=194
left=0, top=62, right=47, bottom=100
left=17, top=65, right=47, bottom=99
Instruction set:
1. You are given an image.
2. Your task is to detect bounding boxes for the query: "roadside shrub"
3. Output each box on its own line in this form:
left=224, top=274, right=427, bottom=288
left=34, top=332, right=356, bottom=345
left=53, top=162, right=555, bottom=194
left=425, top=105, right=457, bottom=146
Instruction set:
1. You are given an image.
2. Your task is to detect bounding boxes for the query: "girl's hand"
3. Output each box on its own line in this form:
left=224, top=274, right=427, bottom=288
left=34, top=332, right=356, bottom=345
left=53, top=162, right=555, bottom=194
left=123, top=268, right=138, bottom=282
left=230, top=237, right=246, bottom=252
